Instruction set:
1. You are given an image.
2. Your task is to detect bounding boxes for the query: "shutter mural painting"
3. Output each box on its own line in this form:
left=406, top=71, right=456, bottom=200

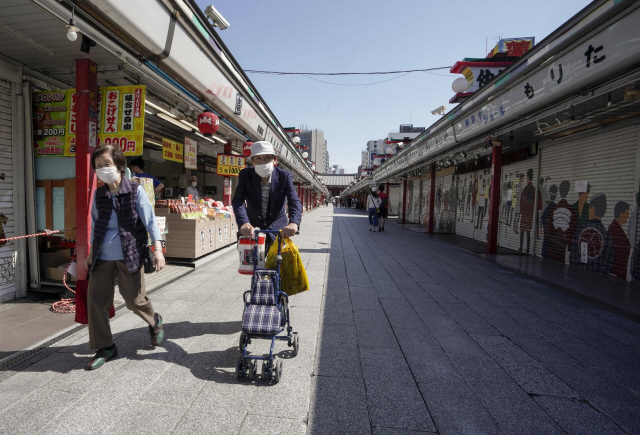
left=536, top=126, right=639, bottom=280
left=0, top=80, right=15, bottom=301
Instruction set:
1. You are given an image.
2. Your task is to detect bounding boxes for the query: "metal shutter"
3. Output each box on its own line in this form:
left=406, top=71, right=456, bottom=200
left=455, top=168, right=492, bottom=242
left=388, top=185, right=400, bottom=216
left=433, top=172, right=457, bottom=233
left=497, top=158, right=539, bottom=253
left=420, top=177, right=430, bottom=225
left=536, top=125, right=639, bottom=280
left=456, top=170, right=476, bottom=239
left=0, top=79, right=15, bottom=301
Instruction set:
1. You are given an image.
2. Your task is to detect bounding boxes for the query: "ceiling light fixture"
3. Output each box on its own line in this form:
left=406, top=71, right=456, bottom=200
left=66, top=1, right=79, bottom=42
left=145, top=100, right=176, bottom=118
left=195, top=132, right=217, bottom=144
left=144, top=139, right=162, bottom=146
left=181, top=120, right=198, bottom=130
left=156, top=112, right=194, bottom=131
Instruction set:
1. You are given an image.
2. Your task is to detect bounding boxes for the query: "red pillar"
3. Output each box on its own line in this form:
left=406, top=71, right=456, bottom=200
left=223, top=140, right=232, bottom=206
left=401, top=178, right=407, bottom=224
left=428, top=165, right=436, bottom=233
left=75, top=59, right=98, bottom=282
left=487, top=141, right=503, bottom=254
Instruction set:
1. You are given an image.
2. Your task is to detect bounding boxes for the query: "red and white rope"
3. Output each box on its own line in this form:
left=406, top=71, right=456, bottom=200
left=50, top=249, right=76, bottom=314
left=0, top=229, right=61, bottom=242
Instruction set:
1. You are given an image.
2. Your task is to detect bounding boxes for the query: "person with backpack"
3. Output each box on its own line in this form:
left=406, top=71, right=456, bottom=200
left=377, top=184, right=389, bottom=232
left=367, top=187, right=382, bottom=232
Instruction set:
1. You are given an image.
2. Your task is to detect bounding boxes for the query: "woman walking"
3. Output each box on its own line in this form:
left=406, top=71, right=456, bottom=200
left=367, top=187, right=382, bottom=232
left=84, top=145, right=166, bottom=370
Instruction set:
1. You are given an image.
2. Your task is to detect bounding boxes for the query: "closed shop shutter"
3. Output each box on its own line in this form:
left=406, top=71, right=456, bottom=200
left=456, top=171, right=476, bottom=239
left=388, top=185, right=400, bottom=215
left=536, top=125, right=639, bottom=280
left=456, top=168, right=492, bottom=242
left=0, top=79, right=15, bottom=301
left=420, top=176, right=430, bottom=225
left=433, top=172, right=457, bottom=233
left=497, top=157, right=539, bottom=253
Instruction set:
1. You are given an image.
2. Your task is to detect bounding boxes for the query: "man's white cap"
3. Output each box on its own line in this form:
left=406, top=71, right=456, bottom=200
left=251, top=141, right=276, bottom=156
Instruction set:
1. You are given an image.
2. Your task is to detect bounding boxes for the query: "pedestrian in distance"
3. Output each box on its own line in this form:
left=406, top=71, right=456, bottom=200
left=84, top=145, right=166, bottom=371
left=367, top=186, right=382, bottom=232
left=377, top=184, right=389, bottom=232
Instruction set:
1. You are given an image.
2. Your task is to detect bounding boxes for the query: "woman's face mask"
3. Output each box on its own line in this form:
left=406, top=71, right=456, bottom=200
left=96, top=166, right=120, bottom=184
left=191, top=182, right=197, bottom=187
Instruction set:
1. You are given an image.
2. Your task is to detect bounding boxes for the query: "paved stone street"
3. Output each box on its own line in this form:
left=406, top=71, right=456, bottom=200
left=2, top=207, right=640, bottom=434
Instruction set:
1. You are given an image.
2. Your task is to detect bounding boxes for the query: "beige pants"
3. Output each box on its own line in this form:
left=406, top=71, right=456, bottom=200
left=87, top=260, right=156, bottom=350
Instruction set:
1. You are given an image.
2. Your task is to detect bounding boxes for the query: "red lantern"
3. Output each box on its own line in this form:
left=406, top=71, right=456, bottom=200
left=196, top=112, right=219, bottom=136
left=242, top=142, right=253, bottom=157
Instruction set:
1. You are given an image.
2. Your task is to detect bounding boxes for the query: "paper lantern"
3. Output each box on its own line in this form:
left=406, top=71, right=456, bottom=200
left=242, top=142, right=253, bottom=157
left=196, top=112, right=220, bottom=136
left=452, top=77, right=470, bottom=94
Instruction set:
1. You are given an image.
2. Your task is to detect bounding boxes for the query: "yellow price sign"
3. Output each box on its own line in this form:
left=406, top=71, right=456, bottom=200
left=217, top=154, right=244, bottom=177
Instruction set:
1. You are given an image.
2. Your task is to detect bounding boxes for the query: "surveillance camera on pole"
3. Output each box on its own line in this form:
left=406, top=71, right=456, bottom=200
left=204, top=5, right=230, bottom=30
left=431, top=105, right=447, bottom=116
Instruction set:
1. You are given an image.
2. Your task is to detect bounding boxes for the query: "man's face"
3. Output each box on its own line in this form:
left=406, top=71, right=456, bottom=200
left=252, top=154, right=275, bottom=165
left=131, top=165, right=141, bottom=173
left=618, top=208, right=630, bottom=225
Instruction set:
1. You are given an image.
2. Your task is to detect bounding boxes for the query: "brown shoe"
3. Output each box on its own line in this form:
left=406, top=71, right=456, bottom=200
left=149, top=313, right=164, bottom=346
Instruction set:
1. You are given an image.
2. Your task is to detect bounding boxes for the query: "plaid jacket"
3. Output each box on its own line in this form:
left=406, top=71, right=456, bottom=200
left=90, top=177, right=148, bottom=274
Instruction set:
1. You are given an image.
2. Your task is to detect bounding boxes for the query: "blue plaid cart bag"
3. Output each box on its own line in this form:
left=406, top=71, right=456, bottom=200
left=237, top=230, right=298, bottom=383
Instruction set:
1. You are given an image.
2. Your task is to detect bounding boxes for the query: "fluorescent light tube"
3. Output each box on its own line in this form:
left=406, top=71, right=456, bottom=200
left=157, top=112, right=193, bottom=131
left=145, top=100, right=176, bottom=118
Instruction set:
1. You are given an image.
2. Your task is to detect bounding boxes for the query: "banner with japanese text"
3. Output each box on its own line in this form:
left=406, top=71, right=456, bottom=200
left=184, top=136, right=197, bottom=169
left=32, top=90, right=70, bottom=156
left=162, top=138, right=184, bottom=162
left=216, top=154, right=244, bottom=176
left=50, top=85, right=146, bottom=157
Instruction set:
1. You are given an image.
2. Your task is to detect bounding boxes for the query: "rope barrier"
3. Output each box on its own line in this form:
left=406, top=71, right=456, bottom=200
left=0, top=227, right=76, bottom=243
left=50, top=249, right=76, bottom=314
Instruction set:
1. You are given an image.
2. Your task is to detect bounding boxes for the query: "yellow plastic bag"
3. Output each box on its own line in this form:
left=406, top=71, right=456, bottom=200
left=265, top=235, right=309, bottom=296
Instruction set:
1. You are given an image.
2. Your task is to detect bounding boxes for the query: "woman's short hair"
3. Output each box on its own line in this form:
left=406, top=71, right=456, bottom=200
left=91, top=145, right=127, bottom=173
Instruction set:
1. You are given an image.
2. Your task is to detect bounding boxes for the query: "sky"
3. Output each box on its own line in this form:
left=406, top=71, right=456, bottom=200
left=195, top=0, right=591, bottom=173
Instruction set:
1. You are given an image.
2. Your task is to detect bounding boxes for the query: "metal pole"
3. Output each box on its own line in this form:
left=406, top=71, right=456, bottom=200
left=487, top=142, right=502, bottom=254
left=223, top=140, right=232, bottom=206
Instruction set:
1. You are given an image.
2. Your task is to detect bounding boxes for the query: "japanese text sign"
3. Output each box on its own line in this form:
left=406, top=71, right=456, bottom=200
left=162, top=138, right=184, bottom=163
left=32, top=90, right=70, bottom=156
left=217, top=154, right=244, bottom=177
left=184, top=137, right=198, bottom=169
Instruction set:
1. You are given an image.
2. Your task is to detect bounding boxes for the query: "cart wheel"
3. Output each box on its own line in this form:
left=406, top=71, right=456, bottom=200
left=235, top=357, right=244, bottom=381
left=274, top=359, right=283, bottom=384
left=293, top=333, right=299, bottom=357
left=262, top=361, right=272, bottom=382
left=239, top=333, right=246, bottom=351
left=248, top=361, right=257, bottom=380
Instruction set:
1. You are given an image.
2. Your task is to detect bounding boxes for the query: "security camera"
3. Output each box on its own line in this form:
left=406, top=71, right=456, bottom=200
left=204, top=5, right=230, bottom=30
left=431, top=105, right=447, bottom=116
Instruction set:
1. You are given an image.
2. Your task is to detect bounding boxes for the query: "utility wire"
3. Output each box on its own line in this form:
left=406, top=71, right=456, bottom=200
left=301, top=72, right=412, bottom=87
left=244, top=66, right=452, bottom=76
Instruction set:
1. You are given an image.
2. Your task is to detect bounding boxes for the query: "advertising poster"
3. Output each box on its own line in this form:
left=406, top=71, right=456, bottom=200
left=216, top=154, right=244, bottom=176
left=63, top=85, right=146, bottom=157
left=162, top=137, right=184, bottom=162
left=184, top=136, right=198, bottom=169
left=32, top=90, right=70, bottom=156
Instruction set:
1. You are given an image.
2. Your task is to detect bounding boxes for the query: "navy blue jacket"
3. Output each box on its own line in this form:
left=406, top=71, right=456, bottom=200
left=232, top=166, right=302, bottom=234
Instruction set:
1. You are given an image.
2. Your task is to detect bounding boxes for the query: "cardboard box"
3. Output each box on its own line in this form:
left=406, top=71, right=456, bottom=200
left=39, top=250, right=71, bottom=268
left=44, top=265, right=67, bottom=281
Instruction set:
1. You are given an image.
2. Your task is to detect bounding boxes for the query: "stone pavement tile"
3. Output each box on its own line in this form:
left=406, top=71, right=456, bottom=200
left=449, top=354, right=564, bottom=434
left=533, top=396, right=627, bottom=435
left=247, top=365, right=312, bottom=420
left=419, top=377, right=499, bottom=435
left=307, top=376, right=371, bottom=435
left=471, top=335, right=578, bottom=398
left=314, top=323, right=361, bottom=378
left=321, top=296, right=354, bottom=326
left=360, top=347, right=436, bottom=432
left=372, top=427, right=434, bottom=434
left=547, top=364, right=640, bottom=434
left=291, top=287, right=323, bottom=308
left=108, top=402, right=186, bottom=435
left=0, top=351, right=78, bottom=411
left=399, top=289, right=445, bottom=316
left=240, top=415, right=307, bottom=435
left=0, top=388, right=77, bottom=435
left=439, top=303, right=500, bottom=336
left=45, top=353, right=128, bottom=395
left=418, top=283, right=461, bottom=304
left=353, top=309, right=398, bottom=349
left=508, top=332, right=580, bottom=370
left=349, top=287, right=383, bottom=311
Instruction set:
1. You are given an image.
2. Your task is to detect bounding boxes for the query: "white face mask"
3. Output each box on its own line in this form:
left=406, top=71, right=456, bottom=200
left=96, top=166, right=120, bottom=184
left=254, top=161, right=274, bottom=178
left=191, top=182, right=197, bottom=187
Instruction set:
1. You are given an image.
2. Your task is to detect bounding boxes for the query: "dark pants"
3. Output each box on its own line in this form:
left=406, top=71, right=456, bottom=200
left=87, top=259, right=155, bottom=350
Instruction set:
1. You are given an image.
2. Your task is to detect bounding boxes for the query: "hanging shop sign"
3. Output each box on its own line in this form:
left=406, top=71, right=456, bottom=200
left=216, top=154, right=245, bottom=176
left=34, top=85, right=146, bottom=157
left=264, top=126, right=284, bottom=155
left=162, top=138, right=184, bottom=162
left=32, top=90, right=70, bottom=156
left=184, top=136, right=198, bottom=169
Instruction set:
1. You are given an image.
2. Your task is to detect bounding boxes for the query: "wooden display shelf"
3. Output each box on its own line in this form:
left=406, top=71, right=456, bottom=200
left=156, top=209, right=235, bottom=259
